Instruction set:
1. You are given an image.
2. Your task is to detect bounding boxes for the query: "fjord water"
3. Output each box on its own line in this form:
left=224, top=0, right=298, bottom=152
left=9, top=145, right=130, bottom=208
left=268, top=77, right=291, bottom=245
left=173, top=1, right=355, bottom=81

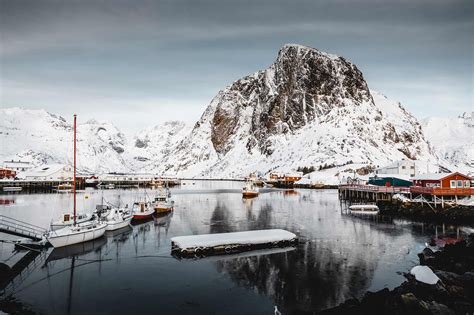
left=0, top=181, right=466, bottom=314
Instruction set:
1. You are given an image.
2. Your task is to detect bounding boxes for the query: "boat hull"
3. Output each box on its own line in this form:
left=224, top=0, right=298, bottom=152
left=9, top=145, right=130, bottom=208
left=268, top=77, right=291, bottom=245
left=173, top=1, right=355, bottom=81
left=242, top=191, right=259, bottom=198
left=132, top=210, right=154, bottom=220
left=47, top=223, right=107, bottom=248
left=105, top=217, right=132, bottom=231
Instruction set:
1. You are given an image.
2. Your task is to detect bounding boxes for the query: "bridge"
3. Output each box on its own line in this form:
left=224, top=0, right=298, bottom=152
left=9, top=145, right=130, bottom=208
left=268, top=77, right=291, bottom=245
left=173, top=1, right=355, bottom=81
left=0, top=215, right=46, bottom=241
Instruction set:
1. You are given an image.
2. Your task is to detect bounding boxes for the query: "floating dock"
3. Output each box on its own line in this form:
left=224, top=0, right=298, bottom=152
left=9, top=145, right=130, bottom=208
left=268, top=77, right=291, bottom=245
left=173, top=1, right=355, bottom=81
left=171, top=229, right=297, bottom=258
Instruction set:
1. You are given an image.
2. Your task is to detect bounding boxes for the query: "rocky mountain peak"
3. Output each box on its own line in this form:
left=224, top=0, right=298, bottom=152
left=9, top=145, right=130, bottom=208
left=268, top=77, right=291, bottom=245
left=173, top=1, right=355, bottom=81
left=209, top=44, right=374, bottom=156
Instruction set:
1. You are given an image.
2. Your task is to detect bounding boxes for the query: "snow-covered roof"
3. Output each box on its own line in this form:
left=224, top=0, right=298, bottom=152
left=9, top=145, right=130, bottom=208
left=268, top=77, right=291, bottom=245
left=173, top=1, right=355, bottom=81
left=23, top=164, right=70, bottom=177
left=376, top=160, right=414, bottom=170
left=3, top=160, right=32, bottom=168
left=411, top=173, right=452, bottom=181
left=370, top=173, right=412, bottom=181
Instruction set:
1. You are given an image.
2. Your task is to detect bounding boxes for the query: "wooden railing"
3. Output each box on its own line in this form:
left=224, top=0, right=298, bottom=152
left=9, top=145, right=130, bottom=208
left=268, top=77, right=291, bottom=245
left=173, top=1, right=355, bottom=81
left=338, top=184, right=410, bottom=193
left=410, top=186, right=474, bottom=196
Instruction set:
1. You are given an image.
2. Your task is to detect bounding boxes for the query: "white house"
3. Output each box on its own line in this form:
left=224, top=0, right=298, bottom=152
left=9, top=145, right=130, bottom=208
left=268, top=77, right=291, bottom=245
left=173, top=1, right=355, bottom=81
left=23, top=164, right=73, bottom=181
left=375, top=160, right=416, bottom=176
left=3, top=160, right=34, bottom=172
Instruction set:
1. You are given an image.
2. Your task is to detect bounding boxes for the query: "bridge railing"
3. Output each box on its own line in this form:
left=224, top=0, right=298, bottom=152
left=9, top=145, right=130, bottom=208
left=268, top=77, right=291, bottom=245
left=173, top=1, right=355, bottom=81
left=339, top=184, right=410, bottom=194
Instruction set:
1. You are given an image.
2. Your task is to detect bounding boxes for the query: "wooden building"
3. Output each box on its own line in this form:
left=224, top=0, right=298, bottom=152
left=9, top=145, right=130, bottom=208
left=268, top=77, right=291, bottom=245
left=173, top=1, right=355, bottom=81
left=411, top=172, right=473, bottom=196
left=368, top=174, right=412, bottom=187
left=0, top=167, right=16, bottom=179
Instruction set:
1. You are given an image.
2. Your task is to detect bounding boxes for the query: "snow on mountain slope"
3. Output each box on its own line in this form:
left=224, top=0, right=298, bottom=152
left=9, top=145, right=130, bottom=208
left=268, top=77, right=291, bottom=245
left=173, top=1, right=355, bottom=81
left=0, top=107, right=129, bottom=173
left=155, top=44, right=437, bottom=178
left=125, top=121, right=192, bottom=173
left=421, top=113, right=473, bottom=174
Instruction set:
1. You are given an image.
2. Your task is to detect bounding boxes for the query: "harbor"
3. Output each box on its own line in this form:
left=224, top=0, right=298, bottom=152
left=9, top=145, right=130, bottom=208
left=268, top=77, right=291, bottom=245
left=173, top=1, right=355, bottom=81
left=1, top=183, right=473, bottom=314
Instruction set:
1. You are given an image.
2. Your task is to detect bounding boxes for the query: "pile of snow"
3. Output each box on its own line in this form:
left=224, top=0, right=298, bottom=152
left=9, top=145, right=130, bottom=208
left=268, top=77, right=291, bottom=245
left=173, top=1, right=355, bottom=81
left=410, top=265, right=440, bottom=285
left=457, top=197, right=474, bottom=207
left=393, top=193, right=410, bottom=202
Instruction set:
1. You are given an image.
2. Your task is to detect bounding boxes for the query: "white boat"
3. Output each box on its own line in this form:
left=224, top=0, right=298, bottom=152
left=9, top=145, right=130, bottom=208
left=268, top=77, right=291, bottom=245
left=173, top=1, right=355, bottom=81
left=45, top=114, right=107, bottom=248
left=349, top=204, right=379, bottom=215
left=152, top=188, right=174, bottom=213
left=51, top=213, right=94, bottom=230
left=47, top=220, right=107, bottom=248
left=104, top=207, right=133, bottom=231
left=242, top=180, right=259, bottom=198
left=2, top=186, right=22, bottom=192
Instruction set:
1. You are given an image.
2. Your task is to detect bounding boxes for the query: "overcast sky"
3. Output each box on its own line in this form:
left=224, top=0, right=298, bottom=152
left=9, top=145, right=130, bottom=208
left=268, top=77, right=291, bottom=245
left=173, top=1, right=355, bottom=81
left=1, top=0, right=472, bottom=132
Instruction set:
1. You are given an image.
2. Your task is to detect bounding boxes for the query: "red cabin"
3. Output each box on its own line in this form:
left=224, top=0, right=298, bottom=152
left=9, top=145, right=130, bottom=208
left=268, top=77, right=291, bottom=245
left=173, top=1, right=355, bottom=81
left=411, top=172, right=473, bottom=196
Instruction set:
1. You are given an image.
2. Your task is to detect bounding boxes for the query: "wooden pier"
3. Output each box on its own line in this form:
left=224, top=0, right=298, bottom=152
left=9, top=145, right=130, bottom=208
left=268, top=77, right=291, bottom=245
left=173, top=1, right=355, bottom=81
left=338, top=184, right=410, bottom=202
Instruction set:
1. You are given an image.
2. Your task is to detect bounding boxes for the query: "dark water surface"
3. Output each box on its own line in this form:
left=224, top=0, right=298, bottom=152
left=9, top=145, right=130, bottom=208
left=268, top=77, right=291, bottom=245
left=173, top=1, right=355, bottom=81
left=0, top=181, right=469, bottom=314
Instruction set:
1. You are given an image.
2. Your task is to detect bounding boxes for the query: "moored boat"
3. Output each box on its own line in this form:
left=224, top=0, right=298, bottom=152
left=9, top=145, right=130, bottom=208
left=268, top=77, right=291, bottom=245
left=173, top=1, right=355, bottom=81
left=56, top=183, right=72, bottom=192
left=103, top=207, right=133, bottom=231
left=47, top=220, right=107, bottom=248
left=132, top=201, right=154, bottom=220
left=152, top=187, right=174, bottom=213
left=349, top=204, right=379, bottom=215
left=2, top=186, right=22, bottom=192
left=46, top=114, right=107, bottom=248
left=242, top=180, right=259, bottom=198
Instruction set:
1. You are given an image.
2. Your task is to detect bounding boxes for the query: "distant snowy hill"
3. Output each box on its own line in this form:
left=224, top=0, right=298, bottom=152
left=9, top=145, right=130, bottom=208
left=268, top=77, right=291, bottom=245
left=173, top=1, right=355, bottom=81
left=421, top=113, right=473, bottom=174
left=2, top=44, right=470, bottom=179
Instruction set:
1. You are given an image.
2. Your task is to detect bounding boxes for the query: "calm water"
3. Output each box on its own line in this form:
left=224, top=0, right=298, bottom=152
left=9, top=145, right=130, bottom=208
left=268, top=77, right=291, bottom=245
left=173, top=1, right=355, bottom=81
left=0, top=181, right=468, bottom=314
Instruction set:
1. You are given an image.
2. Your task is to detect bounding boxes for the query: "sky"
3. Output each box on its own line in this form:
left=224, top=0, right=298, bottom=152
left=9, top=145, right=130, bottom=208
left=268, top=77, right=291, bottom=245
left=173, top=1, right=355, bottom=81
left=1, top=0, right=473, bottom=132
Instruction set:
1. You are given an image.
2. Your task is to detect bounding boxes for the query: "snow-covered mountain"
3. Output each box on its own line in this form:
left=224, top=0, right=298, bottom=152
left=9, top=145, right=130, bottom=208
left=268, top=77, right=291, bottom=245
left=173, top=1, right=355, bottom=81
left=153, top=44, right=437, bottom=177
left=0, top=108, right=129, bottom=173
left=2, top=44, right=469, bottom=178
left=421, top=112, right=473, bottom=174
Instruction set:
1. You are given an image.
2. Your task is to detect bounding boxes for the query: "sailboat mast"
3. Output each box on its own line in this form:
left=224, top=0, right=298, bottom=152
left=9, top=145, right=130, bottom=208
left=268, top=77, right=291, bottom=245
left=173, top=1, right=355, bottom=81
left=73, top=114, right=77, bottom=226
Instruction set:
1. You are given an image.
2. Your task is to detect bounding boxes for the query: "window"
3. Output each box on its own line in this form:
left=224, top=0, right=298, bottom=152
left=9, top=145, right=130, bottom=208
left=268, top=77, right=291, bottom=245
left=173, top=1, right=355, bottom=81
left=457, top=180, right=463, bottom=188
left=410, top=166, right=415, bottom=169
left=450, top=180, right=456, bottom=188
left=402, top=166, right=406, bottom=169
left=465, top=180, right=470, bottom=188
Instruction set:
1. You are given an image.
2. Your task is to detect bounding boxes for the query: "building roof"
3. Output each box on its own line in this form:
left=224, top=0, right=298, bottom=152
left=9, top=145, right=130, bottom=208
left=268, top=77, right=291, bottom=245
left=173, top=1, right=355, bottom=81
left=369, top=173, right=412, bottom=181
left=376, top=159, right=414, bottom=170
left=411, top=172, right=472, bottom=181
left=23, top=164, right=70, bottom=177
left=3, top=160, right=32, bottom=168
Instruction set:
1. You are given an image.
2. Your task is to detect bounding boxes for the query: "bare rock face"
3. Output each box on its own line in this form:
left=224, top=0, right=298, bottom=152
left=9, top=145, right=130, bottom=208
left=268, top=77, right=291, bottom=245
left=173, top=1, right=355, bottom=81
left=210, top=44, right=374, bottom=156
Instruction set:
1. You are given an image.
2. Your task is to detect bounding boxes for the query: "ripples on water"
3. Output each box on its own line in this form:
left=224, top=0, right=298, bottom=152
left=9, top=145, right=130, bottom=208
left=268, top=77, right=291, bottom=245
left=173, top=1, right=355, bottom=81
left=0, top=181, right=468, bottom=314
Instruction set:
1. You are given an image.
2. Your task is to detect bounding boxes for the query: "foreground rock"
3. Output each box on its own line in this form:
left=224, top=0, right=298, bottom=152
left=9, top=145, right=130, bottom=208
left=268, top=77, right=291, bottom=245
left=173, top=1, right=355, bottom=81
left=320, top=236, right=474, bottom=314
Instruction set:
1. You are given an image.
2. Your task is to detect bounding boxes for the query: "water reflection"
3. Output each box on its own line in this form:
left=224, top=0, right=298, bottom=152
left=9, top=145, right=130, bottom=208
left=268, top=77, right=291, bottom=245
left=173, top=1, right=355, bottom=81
left=0, top=186, right=471, bottom=314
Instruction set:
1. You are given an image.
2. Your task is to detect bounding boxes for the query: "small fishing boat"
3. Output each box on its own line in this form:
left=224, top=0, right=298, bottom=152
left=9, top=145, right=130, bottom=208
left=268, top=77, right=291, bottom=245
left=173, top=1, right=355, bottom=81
left=153, top=187, right=174, bottom=213
left=348, top=204, right=379, bottom=215
left=97, top=183, right=115, bottom=189
left=242, top=180, right=259, bottom=198
left=46, top=114, right=107, bottom=248
left=2, top=186, right=22, bottom=192
left=132, top=201, right=154, bottom=220
left=103, top=206, right=133, bottom=231
left=51, top=213, right=95, bottom=230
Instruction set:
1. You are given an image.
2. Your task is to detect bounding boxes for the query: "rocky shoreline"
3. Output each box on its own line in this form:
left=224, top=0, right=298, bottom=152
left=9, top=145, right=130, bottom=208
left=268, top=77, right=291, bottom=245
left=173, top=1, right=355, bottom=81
left=379, top=202, right=474, bottom=225
left=320, top=235, right=474, bottom=314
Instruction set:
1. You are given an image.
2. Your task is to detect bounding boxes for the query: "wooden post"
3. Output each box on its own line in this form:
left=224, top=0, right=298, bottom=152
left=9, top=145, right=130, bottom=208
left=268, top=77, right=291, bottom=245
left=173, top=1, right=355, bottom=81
left=441, top=196, right=444, bottom=208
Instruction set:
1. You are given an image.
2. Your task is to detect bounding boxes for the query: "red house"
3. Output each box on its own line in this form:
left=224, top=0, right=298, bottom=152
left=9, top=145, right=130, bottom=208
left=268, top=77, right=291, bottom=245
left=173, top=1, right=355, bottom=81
left=0, top=167, right=16, bottom=179
left=411, top=172, right=473, bottom=196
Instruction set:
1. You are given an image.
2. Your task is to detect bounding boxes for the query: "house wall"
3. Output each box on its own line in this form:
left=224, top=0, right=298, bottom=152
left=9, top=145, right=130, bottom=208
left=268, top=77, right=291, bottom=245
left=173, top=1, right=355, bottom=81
left=441, top=174, right=471, bottom=189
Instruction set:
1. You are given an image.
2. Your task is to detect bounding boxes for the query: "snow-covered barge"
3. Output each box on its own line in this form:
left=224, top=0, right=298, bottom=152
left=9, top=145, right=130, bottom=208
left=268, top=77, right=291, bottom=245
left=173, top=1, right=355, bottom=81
left=171, top=229, right=297, bottom=258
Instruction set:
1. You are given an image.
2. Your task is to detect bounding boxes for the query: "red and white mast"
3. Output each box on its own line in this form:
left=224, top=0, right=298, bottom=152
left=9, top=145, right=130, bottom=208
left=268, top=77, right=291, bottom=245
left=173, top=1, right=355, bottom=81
left=73, top=114, right=77, bottom=226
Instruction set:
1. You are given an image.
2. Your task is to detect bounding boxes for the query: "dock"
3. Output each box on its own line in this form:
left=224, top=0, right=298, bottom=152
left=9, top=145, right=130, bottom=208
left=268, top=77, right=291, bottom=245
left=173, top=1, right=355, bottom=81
left=171, top=229, right=297, bottom=258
